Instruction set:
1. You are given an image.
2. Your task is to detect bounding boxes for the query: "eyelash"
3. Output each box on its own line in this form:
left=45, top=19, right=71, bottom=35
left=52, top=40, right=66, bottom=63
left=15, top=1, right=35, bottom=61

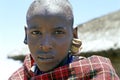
left=31, top=31, right=42, bottom=35
left=54, top=30, right=65, bottom=35
left=30, top=30, right=65, bottom=37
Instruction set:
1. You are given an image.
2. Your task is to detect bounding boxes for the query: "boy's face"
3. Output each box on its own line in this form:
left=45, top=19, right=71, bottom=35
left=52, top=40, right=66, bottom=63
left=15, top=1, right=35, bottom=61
left=26, top=13, right=73, bottom=72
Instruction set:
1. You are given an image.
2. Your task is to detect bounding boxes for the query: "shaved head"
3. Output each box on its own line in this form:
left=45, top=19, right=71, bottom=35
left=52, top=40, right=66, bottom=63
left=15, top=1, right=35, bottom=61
left=26, top=0, right=74, bottom=27
left=25, top=0, right=75, bottom=72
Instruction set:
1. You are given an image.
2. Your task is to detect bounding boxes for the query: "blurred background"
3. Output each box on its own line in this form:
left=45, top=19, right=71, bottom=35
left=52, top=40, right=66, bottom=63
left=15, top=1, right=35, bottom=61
left=0, top=0, right=120, bottom=79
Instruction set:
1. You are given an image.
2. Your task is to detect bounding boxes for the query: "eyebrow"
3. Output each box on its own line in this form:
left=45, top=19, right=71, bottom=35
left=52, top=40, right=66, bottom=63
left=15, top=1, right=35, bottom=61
left=28, top=25, right=40, bottom=29
left=54, top=26, right=66, bottom=30
left=28, top=25, right=66, bottom=30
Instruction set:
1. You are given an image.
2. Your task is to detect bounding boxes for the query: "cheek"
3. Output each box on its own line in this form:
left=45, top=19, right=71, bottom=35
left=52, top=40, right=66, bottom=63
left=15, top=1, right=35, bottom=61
left=55, top=39, right=72, bottom=63
left=56, top=38, right=72, bottom=54
left=27, top=36, right=38, bottom=54
left=62, top=41, right=71, bottom=49
left=28, top=36, right=37, bottom=45
left=27, top=35, right=39, bottom=48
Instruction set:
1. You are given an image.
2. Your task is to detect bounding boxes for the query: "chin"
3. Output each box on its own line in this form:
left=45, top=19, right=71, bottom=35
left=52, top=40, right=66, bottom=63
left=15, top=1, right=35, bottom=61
left=39, top=67, right=55, bottom=72
left=37, top=63, right=58, bottom=72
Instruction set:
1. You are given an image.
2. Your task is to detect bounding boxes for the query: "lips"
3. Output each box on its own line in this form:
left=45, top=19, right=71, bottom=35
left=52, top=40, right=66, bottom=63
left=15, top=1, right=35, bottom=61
left=37, top=55, right=54, bottom=63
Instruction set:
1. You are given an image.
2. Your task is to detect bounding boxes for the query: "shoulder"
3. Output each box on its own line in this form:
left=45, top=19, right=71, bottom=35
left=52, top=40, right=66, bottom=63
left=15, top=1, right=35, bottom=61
left=8, top=66, right=27, bottom=80
left=71, top=55, right=119, bottom=79
left=72, top=55, right=115, bottom=71
left=8, top=54, right=33, bottom=80
left=88, top=55, right=119, bottom=79
left=73, top=55, right=112, bottom=65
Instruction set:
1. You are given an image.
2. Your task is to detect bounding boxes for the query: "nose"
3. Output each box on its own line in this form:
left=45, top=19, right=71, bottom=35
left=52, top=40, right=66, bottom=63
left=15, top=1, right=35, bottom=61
left=40, top=35, right=53, bottom=52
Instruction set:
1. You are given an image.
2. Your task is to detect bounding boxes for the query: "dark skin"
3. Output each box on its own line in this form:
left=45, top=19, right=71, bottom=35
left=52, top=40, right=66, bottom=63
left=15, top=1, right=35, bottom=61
left=25, top=3, right=77, bottom=72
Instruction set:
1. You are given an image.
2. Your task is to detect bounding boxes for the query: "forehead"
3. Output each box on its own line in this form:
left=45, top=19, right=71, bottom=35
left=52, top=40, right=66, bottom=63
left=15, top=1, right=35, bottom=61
left=27, top=15, right=72, bottom=30
left=28, top=12, right=67, bottom=22
left=27, top=11, right=72, bottom=28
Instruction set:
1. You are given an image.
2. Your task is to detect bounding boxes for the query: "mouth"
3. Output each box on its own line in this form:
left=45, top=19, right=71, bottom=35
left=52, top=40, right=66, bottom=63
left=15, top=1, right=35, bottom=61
left=37, top=55, right=54, bottom=63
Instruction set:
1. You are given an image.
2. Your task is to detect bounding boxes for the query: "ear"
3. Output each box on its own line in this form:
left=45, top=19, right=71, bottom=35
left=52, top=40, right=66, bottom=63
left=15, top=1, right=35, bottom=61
left=24, top=26, right=28, bottom=44
left=73, top=27, right=78, bottom=38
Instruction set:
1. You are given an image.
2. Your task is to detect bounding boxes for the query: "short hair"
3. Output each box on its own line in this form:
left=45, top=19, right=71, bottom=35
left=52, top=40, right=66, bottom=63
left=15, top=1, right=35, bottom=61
left=26, top=0, right=74, bottom=27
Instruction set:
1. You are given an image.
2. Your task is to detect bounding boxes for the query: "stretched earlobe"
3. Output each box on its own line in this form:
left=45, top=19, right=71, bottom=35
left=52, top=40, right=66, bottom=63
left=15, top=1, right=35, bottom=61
left=71, top=27, right=82, bottom=55
left=24, top=26, right=28, bottom=44
left=70, top=38, right=82, bottom=55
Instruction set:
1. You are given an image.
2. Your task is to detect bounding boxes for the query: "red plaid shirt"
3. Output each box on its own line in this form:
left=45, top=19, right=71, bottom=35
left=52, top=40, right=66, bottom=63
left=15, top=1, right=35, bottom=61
left=9, top=54, right=119, bottom=80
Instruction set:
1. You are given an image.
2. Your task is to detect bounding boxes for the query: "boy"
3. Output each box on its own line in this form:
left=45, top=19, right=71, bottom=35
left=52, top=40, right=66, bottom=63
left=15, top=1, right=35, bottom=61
left=9, top=0, right=119, bottom=80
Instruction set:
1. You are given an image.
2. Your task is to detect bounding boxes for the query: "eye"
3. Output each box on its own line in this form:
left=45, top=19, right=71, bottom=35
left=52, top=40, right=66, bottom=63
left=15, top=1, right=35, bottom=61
left=31, top=31, right=42, bottom=35
left=53, top=29, right=66, bottom=38
left=54, top=30, right=65, bottom=35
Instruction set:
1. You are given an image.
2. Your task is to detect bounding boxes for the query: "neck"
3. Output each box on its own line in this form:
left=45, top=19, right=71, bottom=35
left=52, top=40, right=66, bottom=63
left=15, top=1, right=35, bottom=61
left=57, top=54, right=73, bottom=67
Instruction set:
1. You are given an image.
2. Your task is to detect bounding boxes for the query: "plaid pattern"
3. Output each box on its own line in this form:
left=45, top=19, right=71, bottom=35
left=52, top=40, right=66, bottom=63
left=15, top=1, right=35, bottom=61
left=9, top=54, right=120, bottom=80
